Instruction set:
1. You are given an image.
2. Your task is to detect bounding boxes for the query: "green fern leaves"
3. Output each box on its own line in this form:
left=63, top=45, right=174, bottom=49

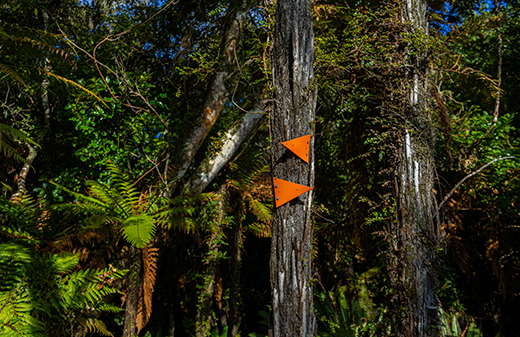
left=0, top=123, right=39, bottom=164
left=0, top=240, right=126, bottom=337
left=122, top=215, right=156, bottom=248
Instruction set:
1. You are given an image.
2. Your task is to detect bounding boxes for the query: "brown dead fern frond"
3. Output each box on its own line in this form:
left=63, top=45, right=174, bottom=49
left=136, top=244, right=158, bottom=333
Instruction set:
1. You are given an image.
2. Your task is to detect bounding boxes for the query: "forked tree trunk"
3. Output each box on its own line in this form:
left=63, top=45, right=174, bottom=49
left=269, top=0, right=317, bottom=336
left=391, top=0, right=440, bottom=335
left=168, top=4, right=249, bottom=196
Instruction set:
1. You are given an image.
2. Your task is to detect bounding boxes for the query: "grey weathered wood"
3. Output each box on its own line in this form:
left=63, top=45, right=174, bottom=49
left=269, top=0, right=317, bottom=336
left=168, top=6, right=248, bottom=197
left=182, top=108, right=265, bottom=195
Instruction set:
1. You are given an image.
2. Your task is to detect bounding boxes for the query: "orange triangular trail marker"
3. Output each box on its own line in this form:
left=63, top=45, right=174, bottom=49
left=273, top=177, right=313, bottom=208
left=282, top=134, right=311, bottom=163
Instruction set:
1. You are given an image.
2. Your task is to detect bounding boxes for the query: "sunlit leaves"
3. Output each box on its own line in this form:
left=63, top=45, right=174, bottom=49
left=121, top=215, right=156, bottom=248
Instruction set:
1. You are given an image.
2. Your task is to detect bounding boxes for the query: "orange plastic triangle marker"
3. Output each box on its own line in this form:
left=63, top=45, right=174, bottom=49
left=273, top=177, right=313, bottom=208
left=282, top=134, right=311, bottom=163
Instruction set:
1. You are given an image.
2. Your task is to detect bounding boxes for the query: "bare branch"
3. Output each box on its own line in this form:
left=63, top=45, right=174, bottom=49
left=438, top=156, right=515, bottom=211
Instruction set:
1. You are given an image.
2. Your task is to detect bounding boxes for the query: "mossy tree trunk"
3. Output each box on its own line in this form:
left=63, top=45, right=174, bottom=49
left=269, top=0, right=317, bottom=336
left=390, top=0, right=440, bottom=335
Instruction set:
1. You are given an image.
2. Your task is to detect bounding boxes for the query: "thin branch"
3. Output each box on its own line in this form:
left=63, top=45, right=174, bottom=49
left=89, top=1, right=178, bottom=126
left=438, top=156, right=515, bottom=211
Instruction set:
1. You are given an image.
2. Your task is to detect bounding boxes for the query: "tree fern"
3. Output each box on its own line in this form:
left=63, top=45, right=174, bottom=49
left=55, top=163, right=210, bottom=246
left=51, top=163, right=211, bottom=333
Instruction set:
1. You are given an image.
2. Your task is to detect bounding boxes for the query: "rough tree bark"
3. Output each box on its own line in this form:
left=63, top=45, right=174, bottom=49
left=269, top=0, right=317, bottom=336
left=123, top=246, right=141, bottom=337
left=391, top=0, right=440, bottom=335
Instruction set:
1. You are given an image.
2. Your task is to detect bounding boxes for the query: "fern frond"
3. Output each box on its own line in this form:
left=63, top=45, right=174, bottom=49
left=0, top=226, right=36, bottom=241
left=60, top=266, right=124, bottom=308
left=121, top=215, right=155, bottom=248
left=246, top=222, right=272, bottom=238
left=0, top=122, right=38, bottom=163
left=0, top=182, right=12, bottom=193
left=136, top=245, right=158, bottom=333
left=94, top=302, right=125, bottom=313
left=54, top=253, right=80, bottom=273
left=101, top=163, right=143, bottom=215
left=157, top=193, right=214, bottom=231
left=245, top=194, right=272, bottom=224
left=78, top=317, right=114, bottom=336
left=230, top=153, right=270, bottom=189
left=0, top=63, right=26, bottom=86
left=50, top=181, right=108, bottom=208
left=51, top=222, right=116, bottom=252
left=0, top=195, right=40, bottom=237
left=0, top=242, right=32, bottom=291
left=0, top=241, right=33, bottom=262
left=86, top=214, right=123, bottom=226
left=85, top=180, right=120, bottom=207
left=0, top=288, right=45, bottom=336
left=44, top=72, right=107, bottom=106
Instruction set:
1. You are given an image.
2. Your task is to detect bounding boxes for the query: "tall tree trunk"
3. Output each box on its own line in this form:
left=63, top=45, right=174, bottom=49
left=269, top=0, right=317, bottom=336
left=123, top=246, right=141, bottom=337
left=390, top=0, right=440, bottom=335
left=195, top=186, right=227, bottom=337
left=227, top=214, right=243, bottom=337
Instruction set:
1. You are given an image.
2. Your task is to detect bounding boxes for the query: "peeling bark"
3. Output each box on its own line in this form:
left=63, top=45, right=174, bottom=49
left=183, top=108, right=265, bottom=194
left=168, top=5, right=249, bottom=197
left=269, top=0, right=317, bottom=336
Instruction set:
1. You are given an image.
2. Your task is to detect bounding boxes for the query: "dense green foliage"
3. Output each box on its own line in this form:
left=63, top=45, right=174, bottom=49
left=1, top=0, right=520, bottom=336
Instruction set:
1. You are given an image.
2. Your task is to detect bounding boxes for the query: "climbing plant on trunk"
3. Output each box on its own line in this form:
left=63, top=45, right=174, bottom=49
left=269, top=0, right=317, bottom=336
left=389, top=0, right=440, bottom=335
